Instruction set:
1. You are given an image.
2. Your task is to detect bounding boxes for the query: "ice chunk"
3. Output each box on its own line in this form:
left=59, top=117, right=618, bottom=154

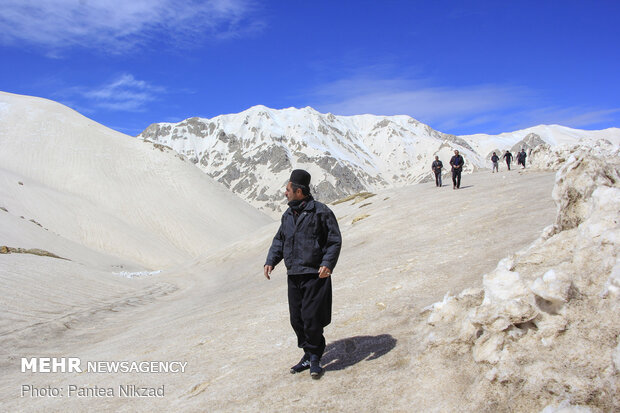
left=530, top=269, right=571, bottom=304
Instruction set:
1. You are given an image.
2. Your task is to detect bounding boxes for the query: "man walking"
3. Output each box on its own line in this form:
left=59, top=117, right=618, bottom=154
left=449, top=150, right=464, bottom=189
left=519, top=149, right=527, bottom=168
left=491, top=152, right=499, bottom=173
left=264, top=169, right=342, bottom=380
left=431, top=155, right=443, bottom=187
left=503, top=150, right=513, bottom=171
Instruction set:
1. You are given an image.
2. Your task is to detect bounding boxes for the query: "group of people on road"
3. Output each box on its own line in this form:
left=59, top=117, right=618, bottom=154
left=490, top=149, right=527, bottom=172
left=433, top=148, right=528, bottom=189
left=432, top=150, right=465, bottom=189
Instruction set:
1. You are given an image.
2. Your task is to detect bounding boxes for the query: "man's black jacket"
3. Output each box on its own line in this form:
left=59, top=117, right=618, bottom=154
left=265, top=199, right=342, bottom=275
left=450, top=155, right=464, bottom=170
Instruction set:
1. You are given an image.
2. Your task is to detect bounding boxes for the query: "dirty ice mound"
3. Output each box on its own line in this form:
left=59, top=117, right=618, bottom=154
left=422, top=150, right=620, bottom=411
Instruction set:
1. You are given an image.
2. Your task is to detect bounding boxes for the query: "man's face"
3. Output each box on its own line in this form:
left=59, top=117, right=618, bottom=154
left=435, top=156, right=439, bottom=160
left=285, top=182, right=304, bottom=202
left=454, top=150, right=459, bottom=156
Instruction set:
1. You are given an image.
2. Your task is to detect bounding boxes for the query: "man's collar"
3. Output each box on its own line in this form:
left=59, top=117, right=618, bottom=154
left=286, top=198, right=315, bottom=213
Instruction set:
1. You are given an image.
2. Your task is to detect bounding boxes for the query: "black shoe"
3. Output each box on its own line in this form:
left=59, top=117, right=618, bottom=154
left=290, top=354, right=310, bottom=374
left=309, top=355, right=323, bottom=379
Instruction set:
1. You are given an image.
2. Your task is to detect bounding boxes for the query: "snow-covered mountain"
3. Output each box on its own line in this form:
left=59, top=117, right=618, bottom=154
left=138, top=106, right=483, bottom=214
left=460, top=124, right=620, bottom=161
left=138, top=106, right=620, bottom=215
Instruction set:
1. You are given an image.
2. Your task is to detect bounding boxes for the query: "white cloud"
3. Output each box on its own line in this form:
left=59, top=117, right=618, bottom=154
left=310, top=74, right=531, bottom=130
left=308, top=72, right=620, bottom=134
left=0, top=0, right=261, bottom=54
left=513, top=107, right=620, bottom=130
left=63, top=74, right=165, bottom=112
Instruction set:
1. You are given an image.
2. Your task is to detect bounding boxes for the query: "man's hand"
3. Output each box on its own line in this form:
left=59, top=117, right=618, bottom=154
left=319, top=266, right=332, bottom=278
left=264, top=265, right=273, bottom=280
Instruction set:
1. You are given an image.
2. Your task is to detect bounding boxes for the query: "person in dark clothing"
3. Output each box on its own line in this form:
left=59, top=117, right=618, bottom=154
left=431, top=155, right=443, bottom=187
left=449, top=150, right=464, bottom=189
left=519, top=149, right=527, bottom=168
left=491, top=152, right=499, bottom=173
left=503, top=151, right=513, bottom=170
left=264, top=169, right=342, bottom=380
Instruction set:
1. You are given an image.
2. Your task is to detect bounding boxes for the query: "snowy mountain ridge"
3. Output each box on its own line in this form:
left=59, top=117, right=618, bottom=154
left=138, top=105, right=620, bottom=215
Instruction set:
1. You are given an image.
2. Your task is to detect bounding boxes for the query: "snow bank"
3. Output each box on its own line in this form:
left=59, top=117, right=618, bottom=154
left=422, top=151, right=620, bottom=410
left=528, top=139, right=618, bottom=172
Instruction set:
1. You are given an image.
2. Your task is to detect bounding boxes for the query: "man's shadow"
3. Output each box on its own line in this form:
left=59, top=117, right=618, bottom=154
left=322, top=334, right=397, bottom=371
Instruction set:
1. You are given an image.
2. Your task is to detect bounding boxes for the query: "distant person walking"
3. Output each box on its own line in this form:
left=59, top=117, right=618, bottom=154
left=491, top=152, right=499, bottom=173
left=431, top=156, right=443, bottom=187
left=264, top=169, right=342, bottom=380
left=518, top=149, right=527, bottom=168
left=503, top=150, right=513, bottom=170
left=449, top=150, right=464, bottom=190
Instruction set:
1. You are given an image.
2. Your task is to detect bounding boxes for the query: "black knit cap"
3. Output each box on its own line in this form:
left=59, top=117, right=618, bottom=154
left=289, top=169, right=311, bottom=188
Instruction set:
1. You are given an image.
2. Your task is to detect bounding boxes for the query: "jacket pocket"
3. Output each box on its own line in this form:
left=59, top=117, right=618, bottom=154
left=302, top=238, right=322, bottom=268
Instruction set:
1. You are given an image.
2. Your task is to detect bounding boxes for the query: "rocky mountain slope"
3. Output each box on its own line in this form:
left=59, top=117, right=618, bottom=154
left=139, top=106, right=620, bottom=216
left=138, top=106, right=485, bottom=214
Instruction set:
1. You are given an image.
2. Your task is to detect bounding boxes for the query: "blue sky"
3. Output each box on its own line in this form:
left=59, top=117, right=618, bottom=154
left=1, top=0, right=619, bottom=136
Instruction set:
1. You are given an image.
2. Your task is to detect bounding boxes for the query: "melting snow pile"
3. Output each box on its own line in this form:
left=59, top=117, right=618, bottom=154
left=528, top=139, right=618, bottom=171
left=422, top=152, right=620, bottom=411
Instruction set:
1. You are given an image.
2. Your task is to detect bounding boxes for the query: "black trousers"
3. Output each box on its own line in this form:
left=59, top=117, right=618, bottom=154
left=452, top=169, right=462, bottom=188
left=287, top=273, right=332, bottom=358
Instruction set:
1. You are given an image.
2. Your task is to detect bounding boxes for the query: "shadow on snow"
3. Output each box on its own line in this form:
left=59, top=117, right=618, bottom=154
left=322, top=334, right=397, bottom=371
